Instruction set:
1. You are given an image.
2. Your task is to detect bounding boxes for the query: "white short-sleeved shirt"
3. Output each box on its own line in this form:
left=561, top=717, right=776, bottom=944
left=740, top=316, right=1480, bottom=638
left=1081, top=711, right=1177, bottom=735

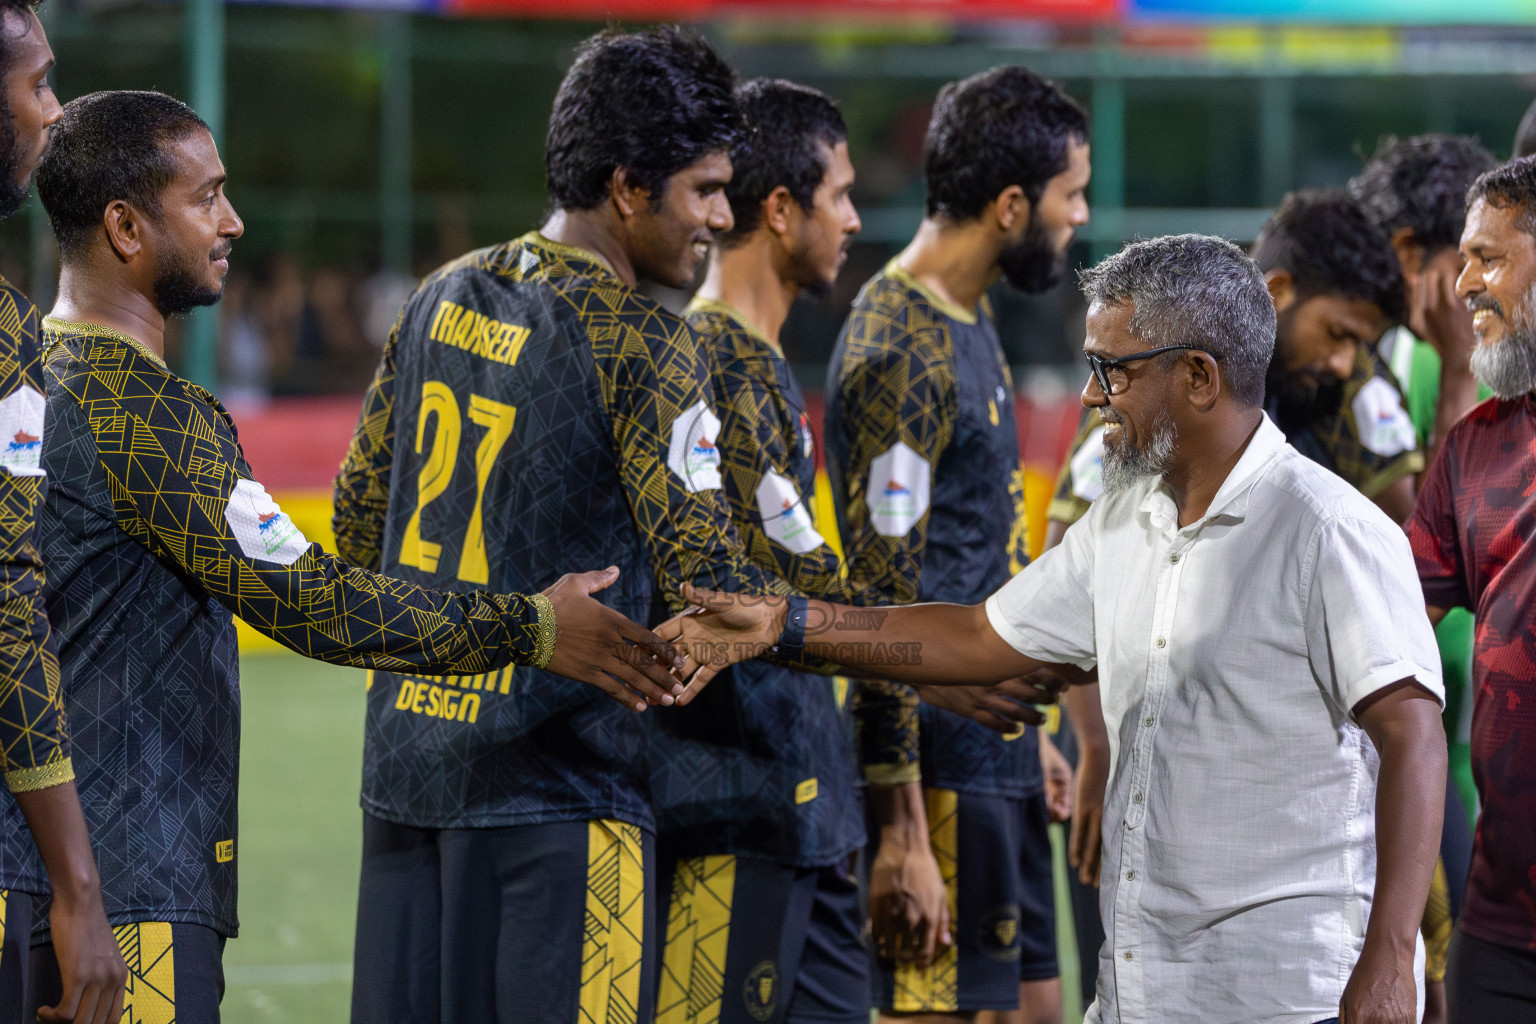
left=986, top=414, right=1442, bottom=1024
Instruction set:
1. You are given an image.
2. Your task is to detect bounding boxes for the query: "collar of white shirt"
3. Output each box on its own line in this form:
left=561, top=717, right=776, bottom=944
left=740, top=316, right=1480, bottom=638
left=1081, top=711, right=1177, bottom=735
left=1138, top=413, right=1287, bottom=536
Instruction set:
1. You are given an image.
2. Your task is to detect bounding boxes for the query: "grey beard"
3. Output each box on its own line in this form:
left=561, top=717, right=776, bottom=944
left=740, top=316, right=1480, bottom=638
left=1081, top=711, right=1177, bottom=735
left=1471, top=319, right=1536, bottom=399
left=1101, top=409, right=1177, bottom=495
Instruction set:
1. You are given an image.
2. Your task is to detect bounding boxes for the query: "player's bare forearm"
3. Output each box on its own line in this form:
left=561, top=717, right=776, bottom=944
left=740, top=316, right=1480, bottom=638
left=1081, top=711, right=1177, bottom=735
left=867, top=780, right=950, bottom=965
left=1342, top=680, right=1446, bottom=1024
left=14, top=782, right=127, bottom=1024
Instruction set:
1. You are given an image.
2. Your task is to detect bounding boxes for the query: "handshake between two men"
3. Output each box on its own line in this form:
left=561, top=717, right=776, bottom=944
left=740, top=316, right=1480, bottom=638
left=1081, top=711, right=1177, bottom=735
left=571, top=570, right=1075, bottom=729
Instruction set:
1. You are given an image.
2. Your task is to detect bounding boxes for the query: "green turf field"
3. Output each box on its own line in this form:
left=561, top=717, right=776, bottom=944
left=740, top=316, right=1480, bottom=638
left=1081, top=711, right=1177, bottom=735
left=223, top=650, right=1086, bottom=1024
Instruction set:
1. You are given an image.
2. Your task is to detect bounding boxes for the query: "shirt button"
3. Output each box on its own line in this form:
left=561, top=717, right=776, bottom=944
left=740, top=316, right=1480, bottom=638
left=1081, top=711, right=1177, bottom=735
left=1155, top=637, right=1166, bottom=649
left=1124, top=951, right=1134, bottom=961
left=1169, top=553, right=1180, bottom=564
left=1132, top=790, right=1144, bottom=804
left=1144, top=715, right=1155, bottom=727
left=1125, top=869, right=1136, bottom=881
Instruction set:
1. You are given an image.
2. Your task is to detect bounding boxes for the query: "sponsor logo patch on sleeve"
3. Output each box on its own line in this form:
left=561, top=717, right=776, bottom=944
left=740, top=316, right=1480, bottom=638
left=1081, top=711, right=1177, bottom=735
left=868, top=441, right=931, bottom=537
left=1070, top=426, right=1106, bottom=503
left=755, top=470, right=825, bottom=554
left=1352, top=376, right=1416, bottom=457
left=667, top=400, right=724, bottom=493
left=225, top=478, right=310, bottom=565
left=0, top=385, right=45, bottom=478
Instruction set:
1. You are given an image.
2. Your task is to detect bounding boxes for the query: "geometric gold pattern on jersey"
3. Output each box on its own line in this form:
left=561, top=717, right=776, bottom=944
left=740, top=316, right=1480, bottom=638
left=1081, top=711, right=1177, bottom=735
left=43, top=318, right=550, bottom=676
left=581, top=820, right=646, bottom=1024
left=654, top=854, right=736, bottom=1024
left=335, top=233, right=788, bottom=833
left=890, top=788, right=959, bottom=1013
left=0, top=277, right=71, bottom=795
left=833, top=265, right=1037, bottom=797
left=116, top=921, right=175, bottom=1024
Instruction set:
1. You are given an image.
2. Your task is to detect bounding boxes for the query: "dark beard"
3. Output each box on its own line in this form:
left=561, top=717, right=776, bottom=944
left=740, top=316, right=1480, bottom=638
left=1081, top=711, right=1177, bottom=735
left=997, top=213, right=1066, bottom=294
left=1264, top=354, right=1344, bottom=441
left=0, top=109, right=30, bottom=221
left=153, top=245, right=224, bottom=316
left=799, top=276, right=833, bottom=301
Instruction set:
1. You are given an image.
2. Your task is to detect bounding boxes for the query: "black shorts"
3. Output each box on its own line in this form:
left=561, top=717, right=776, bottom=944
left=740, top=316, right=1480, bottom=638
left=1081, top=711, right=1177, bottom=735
left=1446, top=927, right=1536, bottom=1018
left=30, top=918, right=225, bottom=1022
left=655, top=853, right=867, bottom=1024
left=871, top=788, right=1057, bottom=1014
left=351, top=812, right=657, bottom=1024
left=0, top=888, right=38, bottom=1019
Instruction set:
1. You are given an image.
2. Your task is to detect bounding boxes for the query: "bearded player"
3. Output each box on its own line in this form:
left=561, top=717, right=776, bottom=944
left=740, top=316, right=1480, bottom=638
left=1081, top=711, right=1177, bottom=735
left=826, top=66, right=1089, bottom=1024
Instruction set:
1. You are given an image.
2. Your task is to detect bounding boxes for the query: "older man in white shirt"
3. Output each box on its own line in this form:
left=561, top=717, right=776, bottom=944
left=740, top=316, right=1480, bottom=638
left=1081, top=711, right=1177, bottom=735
left=665, top=233, right=1447, bottom=1024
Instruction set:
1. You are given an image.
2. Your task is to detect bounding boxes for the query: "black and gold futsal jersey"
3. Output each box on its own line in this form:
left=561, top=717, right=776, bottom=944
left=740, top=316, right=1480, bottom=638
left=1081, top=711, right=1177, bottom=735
left=333, top=233, right=790, bottom=834
left=826, top=262, right=1039, bottom=798
left=1271, top=345, right=1423, bottom=498
left=650, top=298, right=900, bottom=867
left=2, top=318, right=551, bottom=937
left=1046, top=406, right=1104, bottom=530
left=0, top=276, right=72, bottom=894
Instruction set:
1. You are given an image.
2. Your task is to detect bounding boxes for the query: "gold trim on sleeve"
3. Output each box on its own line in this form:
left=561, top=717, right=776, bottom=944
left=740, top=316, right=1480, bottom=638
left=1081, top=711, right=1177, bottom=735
left=5, top=757, right=76, bottom=793
left=530, top=592, right=558, bottom=670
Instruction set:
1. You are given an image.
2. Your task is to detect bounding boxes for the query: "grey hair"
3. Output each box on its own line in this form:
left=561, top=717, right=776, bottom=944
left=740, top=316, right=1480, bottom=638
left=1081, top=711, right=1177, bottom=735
left=1078, top=234, right=1276, bottom=407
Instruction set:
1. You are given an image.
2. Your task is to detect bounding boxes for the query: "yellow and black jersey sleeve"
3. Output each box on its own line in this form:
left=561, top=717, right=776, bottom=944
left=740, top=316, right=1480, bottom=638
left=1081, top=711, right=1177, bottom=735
left=332, top=314, right=399, bottom=573
left=1318, top=346, right=1425, bottom=498
left=696, top=304, right=901, bottom=605
left=833, top=326, right=954, bottom=604
left=0, top=279, right=70, bottom=794
left=833, top=302, right=958, bottom=787
left=581, top=287, right=794, bottom=613
left=1047, top=407, right=1104, bottom=528
left=45, top=319, right=555, bottom=675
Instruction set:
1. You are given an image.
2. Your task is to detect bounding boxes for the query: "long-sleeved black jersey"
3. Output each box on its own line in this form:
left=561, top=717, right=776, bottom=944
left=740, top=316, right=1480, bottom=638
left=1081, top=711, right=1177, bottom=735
left=333, top=233, right=790, bottom=835
left=0, top=275, right=73, bottom=896
left=649, top=297, right=908, bottom=866
left=827, top=263, right=1040, bottom=798
left=0, top=277, right=68, bottom=800
left=0, top=318, right=552, bottom=936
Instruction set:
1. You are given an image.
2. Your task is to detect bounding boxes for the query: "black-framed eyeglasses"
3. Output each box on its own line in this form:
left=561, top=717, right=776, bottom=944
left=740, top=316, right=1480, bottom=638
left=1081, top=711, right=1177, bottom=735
left=1085, top=344, right=1223, bottom=397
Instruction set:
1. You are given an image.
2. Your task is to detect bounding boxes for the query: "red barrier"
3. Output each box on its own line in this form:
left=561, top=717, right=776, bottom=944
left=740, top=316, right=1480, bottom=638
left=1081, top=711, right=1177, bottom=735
left=232, top=391, right=1087, bottom=493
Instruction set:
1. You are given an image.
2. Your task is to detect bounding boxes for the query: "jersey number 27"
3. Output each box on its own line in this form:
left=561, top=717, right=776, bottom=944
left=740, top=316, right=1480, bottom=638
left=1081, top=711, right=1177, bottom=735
left=398, top=379, right=516, bottom=586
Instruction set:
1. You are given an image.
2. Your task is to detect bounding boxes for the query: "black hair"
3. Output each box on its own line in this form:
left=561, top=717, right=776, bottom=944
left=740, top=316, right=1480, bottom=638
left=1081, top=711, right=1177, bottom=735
left=36, top=90, right=208, bottom=258
left=1348, top=134, right=1497, bottom=254
left=0, top=0, right=38, bottom=74
left=545, top=25, right=740, bottom=211
left=1515, top=96, right=1536, bottom=161
left=1465, top=156, right=1536, bottom=238
left=1251, top=188, right=1406, bottom=325
left=721, top=78, right=846, bottom=242
left=923, top=65, right=1088, bottom=221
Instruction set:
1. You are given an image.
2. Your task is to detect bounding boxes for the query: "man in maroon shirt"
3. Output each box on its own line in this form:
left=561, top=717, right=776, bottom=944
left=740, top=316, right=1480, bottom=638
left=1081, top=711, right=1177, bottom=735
left=1409, top=154, right=1536, bottom=1018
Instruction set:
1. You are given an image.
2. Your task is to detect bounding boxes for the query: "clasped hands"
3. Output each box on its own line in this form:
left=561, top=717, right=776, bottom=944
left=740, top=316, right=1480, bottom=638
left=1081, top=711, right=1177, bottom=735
left=609, top=583, right=1074, bottom=733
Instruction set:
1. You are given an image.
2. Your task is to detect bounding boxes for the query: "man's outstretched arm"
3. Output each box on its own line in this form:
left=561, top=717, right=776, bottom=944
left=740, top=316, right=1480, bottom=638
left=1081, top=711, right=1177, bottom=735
left=663, top=586, right=1052, bottom=698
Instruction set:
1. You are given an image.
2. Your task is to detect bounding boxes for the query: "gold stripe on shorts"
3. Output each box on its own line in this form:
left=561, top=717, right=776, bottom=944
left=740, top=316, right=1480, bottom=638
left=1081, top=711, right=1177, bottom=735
left=891, top=788, right=960, bottom=1013
left=116, top=922, right=176, bottom=1024
left=655, top=854, right=736, bottom=1024
left=580, top=820, right=646, bottom=1024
